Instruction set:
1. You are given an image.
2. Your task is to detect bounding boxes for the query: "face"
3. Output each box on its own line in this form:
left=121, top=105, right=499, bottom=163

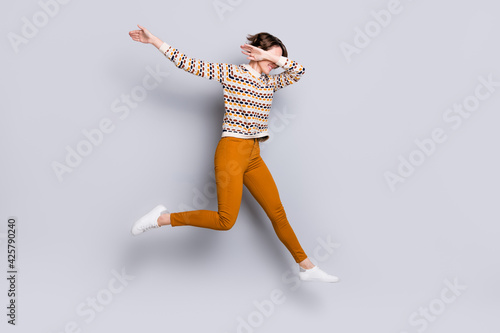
left=258, top=45, right=283, bottom=75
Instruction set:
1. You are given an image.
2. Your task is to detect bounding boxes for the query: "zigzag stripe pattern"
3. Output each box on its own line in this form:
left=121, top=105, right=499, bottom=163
left=159, top=42, right=305, bottom=142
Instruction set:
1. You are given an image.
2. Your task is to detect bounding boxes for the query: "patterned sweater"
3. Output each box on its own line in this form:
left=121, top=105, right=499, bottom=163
left=158, top=41, right=305, bottom=142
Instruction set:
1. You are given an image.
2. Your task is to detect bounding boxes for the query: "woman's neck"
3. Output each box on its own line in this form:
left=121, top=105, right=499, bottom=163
left=248, top=60, right=262, bottom=74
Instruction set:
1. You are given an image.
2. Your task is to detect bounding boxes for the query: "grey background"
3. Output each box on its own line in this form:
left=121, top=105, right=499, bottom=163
left=1, top=0, right=499, bottom=332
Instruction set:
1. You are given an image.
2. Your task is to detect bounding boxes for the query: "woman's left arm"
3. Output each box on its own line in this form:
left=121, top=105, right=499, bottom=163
left=271, top=56, right=306, bottom=92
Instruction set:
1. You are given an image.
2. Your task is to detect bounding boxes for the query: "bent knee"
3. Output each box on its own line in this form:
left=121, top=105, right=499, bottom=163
left=218, top=215, right=236, bottom=230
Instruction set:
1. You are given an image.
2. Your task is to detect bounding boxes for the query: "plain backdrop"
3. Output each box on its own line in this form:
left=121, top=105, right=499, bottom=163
left=1, top=0, right=499, bottom=332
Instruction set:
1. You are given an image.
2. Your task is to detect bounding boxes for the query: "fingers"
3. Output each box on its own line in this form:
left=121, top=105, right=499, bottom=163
left=240, top=49, right=250, bottom=56
left=128, top=29, right=144, bottom=43
left=129, top=25, right=147, bottom=40
left=243, top=44, right=261, bottom=53
left=137, top=24, right=149, bottom=34
left=240, top=48, right=255, bottom=60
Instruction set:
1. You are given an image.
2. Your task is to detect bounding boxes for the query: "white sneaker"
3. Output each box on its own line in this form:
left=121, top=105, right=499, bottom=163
left=299, top=266, right=340, bottom=283
left=131, top=204, right=168, bottom=236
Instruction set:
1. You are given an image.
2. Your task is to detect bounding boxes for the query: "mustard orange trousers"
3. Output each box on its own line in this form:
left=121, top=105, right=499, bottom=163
left=169, top=136, right=308, bottom=263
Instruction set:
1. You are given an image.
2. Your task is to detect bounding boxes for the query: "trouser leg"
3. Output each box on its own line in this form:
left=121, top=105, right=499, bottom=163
left=169, top=137, right=251, bottom=230
left=243, top=143, right=308, bottom=263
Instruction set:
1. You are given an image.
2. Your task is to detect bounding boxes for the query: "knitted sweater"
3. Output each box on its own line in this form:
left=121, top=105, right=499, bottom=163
left=158, top=41, right=305, bottom=142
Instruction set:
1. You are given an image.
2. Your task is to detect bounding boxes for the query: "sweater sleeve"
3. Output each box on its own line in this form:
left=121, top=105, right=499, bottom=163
left=270, top=56, right=306, bottom=92
left=158, top=42, right=229, bottom=83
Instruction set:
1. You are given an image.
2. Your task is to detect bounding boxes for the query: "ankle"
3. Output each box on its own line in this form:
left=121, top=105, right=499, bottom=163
left=300, top=264, right=316, bottom=270
left=298, top=259, right=315, bottom=270
left=157, top=213, right=171, bottom=227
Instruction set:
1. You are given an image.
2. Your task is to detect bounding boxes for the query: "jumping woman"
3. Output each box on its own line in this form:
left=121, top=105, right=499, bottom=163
left=128, top=24, right=339, bottom=283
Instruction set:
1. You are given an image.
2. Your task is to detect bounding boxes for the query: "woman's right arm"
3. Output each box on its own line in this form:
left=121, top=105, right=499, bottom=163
left=129, top=25, right=229, bottom=83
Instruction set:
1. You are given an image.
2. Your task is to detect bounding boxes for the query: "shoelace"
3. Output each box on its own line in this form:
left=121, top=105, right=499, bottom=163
left=140, top=220, right=158, bottom=231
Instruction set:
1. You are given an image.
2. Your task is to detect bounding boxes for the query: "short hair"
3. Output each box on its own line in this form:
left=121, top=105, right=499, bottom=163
left=246, top=32, right=288, bottom=58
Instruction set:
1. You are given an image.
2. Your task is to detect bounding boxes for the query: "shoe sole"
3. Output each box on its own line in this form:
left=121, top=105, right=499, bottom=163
left=299, top=274, right=340, bottom=283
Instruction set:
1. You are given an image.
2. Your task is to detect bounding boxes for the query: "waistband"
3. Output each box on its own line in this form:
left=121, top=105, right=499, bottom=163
left=221, top=136, right=261, bottom=142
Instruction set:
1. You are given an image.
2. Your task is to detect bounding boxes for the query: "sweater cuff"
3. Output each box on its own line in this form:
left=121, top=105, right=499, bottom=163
left=276, top=56, right=287, bottom=67
left=159, top=42, right=171, bottom=55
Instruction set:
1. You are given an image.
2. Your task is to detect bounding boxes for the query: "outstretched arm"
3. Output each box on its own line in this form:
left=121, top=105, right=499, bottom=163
left=129, top=24, right=228, bottom=83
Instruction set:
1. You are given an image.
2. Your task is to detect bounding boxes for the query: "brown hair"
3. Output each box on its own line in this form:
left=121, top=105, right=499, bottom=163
left=246, top=32, right=288, bottom=58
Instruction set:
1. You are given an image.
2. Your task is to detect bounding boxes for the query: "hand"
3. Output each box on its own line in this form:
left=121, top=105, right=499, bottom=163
left=240, top=44, right=268, bottom=62
left=129, top=24, right=156, bottom=44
